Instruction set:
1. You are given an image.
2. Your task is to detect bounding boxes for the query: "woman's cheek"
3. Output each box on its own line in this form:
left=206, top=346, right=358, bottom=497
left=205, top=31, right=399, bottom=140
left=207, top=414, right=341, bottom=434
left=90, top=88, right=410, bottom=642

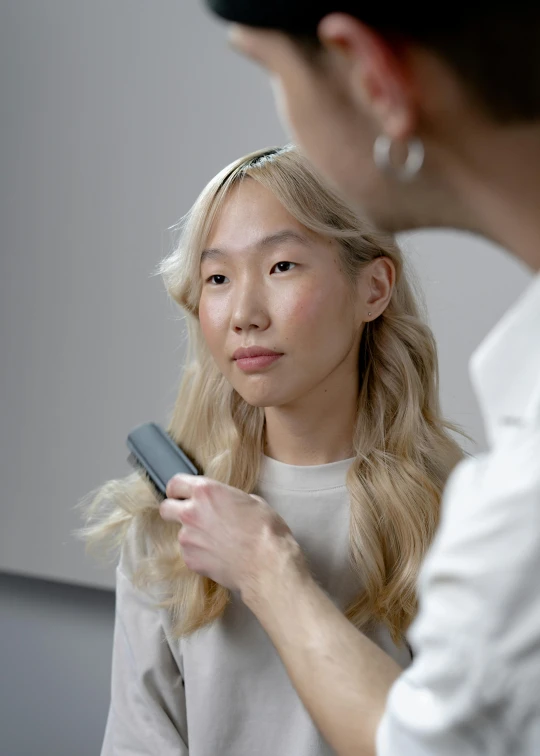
left=199, top=293, right=230, bottom=354
left=280, top=282, right=329, bottom=332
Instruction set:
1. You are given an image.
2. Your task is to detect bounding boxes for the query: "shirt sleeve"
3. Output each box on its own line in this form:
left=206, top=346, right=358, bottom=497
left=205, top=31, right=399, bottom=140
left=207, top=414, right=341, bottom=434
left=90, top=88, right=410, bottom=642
left=376, top=429, right=540, bottom=755
left=101, top=565, right=189, bottom=755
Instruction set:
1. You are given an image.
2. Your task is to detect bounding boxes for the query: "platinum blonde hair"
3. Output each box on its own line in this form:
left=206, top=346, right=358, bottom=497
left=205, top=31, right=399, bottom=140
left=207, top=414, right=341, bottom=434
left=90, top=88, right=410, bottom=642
left=83, top=146, right=463, bottom=642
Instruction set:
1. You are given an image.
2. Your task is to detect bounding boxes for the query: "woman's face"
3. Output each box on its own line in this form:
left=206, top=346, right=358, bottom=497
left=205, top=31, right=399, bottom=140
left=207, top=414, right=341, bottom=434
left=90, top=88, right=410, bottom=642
left=198, top=179, right=366, bottom=409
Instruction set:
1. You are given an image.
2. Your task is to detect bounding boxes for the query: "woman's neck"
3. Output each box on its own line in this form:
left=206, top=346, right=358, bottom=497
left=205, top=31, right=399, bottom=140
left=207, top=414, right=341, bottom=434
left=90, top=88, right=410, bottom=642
left=263, top=368, right=358, bottom=467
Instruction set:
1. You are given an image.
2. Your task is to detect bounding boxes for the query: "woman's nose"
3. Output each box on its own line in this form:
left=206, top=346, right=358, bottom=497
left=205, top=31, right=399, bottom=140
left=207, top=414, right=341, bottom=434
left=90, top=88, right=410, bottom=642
left=231, top=284, right=270, bottom=334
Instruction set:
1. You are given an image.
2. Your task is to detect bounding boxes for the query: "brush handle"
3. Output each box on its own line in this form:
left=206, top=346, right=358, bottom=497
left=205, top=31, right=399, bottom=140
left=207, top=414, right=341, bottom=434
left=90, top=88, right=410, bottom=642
left=126, top=422, right=199, bottom=497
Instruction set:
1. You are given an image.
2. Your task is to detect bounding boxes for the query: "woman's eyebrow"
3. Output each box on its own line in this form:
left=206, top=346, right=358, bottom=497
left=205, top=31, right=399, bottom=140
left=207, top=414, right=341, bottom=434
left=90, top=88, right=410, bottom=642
left=257, top=229, right=312, bottom=250
left=201, top=230, right=312, bottom=263
left=200, top=247, right=226, bottom=264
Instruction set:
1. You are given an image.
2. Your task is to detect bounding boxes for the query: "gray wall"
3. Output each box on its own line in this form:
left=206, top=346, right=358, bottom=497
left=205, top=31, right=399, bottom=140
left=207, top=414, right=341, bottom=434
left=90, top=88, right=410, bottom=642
left=0, top=573, right=114, bottom=756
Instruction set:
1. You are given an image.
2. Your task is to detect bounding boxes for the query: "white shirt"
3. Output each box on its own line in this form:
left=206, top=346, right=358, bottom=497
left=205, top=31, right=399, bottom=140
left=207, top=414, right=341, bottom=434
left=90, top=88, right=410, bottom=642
left=377, top=272, right=540, bottom=755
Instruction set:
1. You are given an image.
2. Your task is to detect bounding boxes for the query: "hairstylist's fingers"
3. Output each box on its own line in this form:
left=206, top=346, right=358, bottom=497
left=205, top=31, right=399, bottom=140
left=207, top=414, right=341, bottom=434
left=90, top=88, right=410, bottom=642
left=166, top=473, right=199, bottom=500
left=159, top=498, right=182, bottom=523
left=177, top=523, right=207, bottom=550
left=179, top=544, right=214, bottom=577
left=159, top=497, right=198, bottom=525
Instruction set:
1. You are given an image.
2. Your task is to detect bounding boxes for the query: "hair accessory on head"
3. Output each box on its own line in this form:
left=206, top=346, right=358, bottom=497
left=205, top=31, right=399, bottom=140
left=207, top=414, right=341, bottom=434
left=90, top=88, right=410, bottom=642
left=373, top=135, right=424, bottom=182
left=246, top=145, right=290, bottom=169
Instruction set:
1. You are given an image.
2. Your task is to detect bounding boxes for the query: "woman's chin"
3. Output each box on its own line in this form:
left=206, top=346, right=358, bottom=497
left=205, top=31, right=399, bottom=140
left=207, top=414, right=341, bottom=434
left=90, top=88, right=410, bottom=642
left=240, top=394, right=277, bottom=409
left=236, top=388, right=290, bottom=409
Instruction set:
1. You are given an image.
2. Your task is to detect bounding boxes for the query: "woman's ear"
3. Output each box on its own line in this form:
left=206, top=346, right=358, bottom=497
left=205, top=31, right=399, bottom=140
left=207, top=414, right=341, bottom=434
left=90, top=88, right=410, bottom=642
left=356, top=256, right=395, bottom=323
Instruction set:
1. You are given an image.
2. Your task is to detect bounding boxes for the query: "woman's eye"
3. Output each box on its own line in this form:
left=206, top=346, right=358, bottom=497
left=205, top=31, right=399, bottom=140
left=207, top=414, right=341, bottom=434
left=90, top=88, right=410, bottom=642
left=271, top=261, right=296, bottom=274
left=207, top=274, right=229, bottom=285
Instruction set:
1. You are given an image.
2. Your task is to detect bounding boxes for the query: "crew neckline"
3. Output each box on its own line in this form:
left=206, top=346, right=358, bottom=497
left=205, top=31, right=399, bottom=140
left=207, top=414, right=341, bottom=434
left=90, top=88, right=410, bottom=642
left=259, top=454, right=354, bottom=492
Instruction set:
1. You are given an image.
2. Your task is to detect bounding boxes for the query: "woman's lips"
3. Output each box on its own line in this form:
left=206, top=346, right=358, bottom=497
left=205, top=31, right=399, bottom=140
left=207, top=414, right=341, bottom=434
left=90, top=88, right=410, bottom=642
left=233, top=346, right=284, bottom=373
left=235, top=354, right=283, bottom=372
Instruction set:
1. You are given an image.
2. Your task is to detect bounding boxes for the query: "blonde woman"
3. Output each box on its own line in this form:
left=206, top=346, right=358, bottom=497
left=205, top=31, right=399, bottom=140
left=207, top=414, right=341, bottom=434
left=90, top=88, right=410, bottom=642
left=85, top=146, right=462, bottom=756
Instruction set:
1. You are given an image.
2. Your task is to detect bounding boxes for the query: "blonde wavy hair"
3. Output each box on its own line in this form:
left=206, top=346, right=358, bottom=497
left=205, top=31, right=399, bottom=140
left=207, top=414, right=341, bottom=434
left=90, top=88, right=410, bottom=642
left=83, top=145, right=463, bottom=643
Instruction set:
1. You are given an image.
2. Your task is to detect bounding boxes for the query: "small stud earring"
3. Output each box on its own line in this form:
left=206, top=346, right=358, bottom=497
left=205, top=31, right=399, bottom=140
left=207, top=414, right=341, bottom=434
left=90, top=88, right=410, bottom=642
left=367, top=312, right=372, bottom=317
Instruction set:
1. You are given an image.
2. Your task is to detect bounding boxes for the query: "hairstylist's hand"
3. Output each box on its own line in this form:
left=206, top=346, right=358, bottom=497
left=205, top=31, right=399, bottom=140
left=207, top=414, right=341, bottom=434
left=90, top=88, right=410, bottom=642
left=159, top=475, right=305, bottom=597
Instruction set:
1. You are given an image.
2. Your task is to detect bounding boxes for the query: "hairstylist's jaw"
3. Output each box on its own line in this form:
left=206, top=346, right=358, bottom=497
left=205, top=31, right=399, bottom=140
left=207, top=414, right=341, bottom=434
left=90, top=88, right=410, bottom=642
left=230, top=17, right=478, bottom=233
left=198, top=179, right=392, bottom=410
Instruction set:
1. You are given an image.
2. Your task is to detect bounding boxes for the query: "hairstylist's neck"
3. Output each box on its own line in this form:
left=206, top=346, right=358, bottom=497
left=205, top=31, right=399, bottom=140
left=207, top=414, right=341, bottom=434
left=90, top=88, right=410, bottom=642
left=436, top=117, right=540, bottom=272
left=263, top=367, right=358, bottom=467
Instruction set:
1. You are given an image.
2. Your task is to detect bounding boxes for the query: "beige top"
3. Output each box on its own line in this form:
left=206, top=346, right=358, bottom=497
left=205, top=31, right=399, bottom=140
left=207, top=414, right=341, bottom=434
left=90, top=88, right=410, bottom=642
left=102, top=455, right=411, bottom=755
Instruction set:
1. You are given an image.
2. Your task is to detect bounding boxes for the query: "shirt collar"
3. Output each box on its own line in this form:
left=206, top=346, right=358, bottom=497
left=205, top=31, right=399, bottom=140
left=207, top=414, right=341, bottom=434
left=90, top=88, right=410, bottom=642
left=259, top=455, right=353, bottom=491
left=470, top=271, right=540, bottom=447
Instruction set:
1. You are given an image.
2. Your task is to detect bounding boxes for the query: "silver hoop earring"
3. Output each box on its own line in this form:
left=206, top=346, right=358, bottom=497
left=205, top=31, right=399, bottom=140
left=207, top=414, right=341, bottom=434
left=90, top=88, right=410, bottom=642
left=373, top=134, right=424, bottom=182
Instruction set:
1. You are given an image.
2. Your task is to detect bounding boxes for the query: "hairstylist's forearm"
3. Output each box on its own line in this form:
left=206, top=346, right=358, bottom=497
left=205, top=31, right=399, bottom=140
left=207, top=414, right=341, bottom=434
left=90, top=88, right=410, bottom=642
left=241, top=538, right=401, bottom=756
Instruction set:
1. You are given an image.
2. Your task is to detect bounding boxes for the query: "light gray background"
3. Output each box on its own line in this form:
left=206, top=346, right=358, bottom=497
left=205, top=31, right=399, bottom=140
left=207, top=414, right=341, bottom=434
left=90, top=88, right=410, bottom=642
left=0, top=3, right=533, bottom=755
left=0, top=0, right=532, bottom=591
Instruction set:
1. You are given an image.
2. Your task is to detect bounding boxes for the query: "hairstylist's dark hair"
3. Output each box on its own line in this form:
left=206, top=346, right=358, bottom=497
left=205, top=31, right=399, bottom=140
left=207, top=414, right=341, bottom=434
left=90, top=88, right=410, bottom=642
left=294, top=6, right=540, bottom=124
